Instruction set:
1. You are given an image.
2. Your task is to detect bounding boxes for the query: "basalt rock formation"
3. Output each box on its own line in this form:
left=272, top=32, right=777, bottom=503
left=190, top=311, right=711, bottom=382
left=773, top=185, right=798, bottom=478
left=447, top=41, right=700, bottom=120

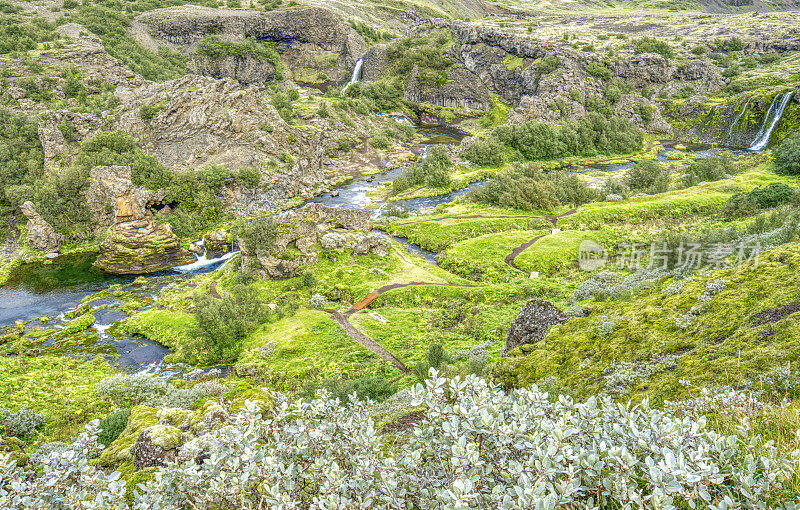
left=94, top=219, right=195, bottom=275
left=505, top=299, right=566, bottom=355
left=84, top=165, right=166, bottom=229
left=19, top=202, right=62, bottom=253
left=131, top=6, right=365, bottom=88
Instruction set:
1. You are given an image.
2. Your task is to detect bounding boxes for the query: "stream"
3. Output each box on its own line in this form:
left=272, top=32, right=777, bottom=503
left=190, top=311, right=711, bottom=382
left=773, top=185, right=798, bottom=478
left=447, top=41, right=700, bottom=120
left=0, top=120, right=747, bottom=377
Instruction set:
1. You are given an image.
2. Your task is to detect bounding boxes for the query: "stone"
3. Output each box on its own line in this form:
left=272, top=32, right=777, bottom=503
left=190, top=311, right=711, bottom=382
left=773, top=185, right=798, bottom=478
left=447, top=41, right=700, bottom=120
left=505, top=299, right=566, bottom=355
left=84, top=165, right=166, bottom=228
left=19, top=201, right=62, bottom=253
left=353, top=232, right=391, bottom=257
left=94, top=219, right=196, bottom=275
left=0, top=437, right=27, bottom=467
left=4, top=86, right=26, bottom=100
left=404, top=66, right=491, bottom=112
left=132, top=424, right=182, bottom=470
left=204, top=229, right=230, bottom=252
left=235, top=363, right=262, bottom=378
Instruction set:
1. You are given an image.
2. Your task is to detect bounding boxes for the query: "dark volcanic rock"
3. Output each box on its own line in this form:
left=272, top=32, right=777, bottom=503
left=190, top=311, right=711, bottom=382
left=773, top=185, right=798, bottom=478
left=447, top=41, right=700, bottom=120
left=505, top=299, right=566, bottom=355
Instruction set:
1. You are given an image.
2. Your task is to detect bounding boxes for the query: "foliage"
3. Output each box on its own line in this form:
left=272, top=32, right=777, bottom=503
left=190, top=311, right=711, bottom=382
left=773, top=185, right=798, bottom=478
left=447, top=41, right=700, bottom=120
left=461, top=136, right=505, bottom=167
left=270, top=88, right=300, bottom=123
left=97, top=408, right=130, bottom=447
left=626, top=159, right=670, bottom=194
left=585, top=61, right=612, bottom=80
left=196, top=36, right=281, bottom=67
left=680, top=154, right=738, bottom=188
left=73, top=4, right=188, bottom=82
left=7, top=375, right=799, bottom=508
left=96, top=374, right=227, bottom=409
left=468, top=165, right=598, bottom=211
left=632, top=36, right=674, bottom=59
left=392, top=145, right=453, bottom=193
left=0, top=108, right=45, bottom=231
left=78, top=131, right=172, bottom=190
left=0, top=405, right=44, bottom=438
left=774, top=132, right=800, bottom=176
left=348, top=20, right=394, bottom=46
left=490, top=112, right=643, bottom=162
left=235, top=167, right=261, bottom=188
left=0, top=11, right=58, bottom=54
left=193, top=283, right=271, bottom=364
left=237, top=217, right=279, bottom=257
left=722, top=183, right=796, bottom=218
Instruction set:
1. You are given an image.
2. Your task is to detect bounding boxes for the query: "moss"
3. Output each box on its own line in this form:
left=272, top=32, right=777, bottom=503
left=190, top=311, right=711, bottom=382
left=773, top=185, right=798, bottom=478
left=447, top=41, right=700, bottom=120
left=61, top=311, right=95, bottom=335
left=145, top=424, right=182, bottom=449
left=126, top=467, right=156, bottom=502
left=100, top=405, right=158, bottom=467
left=0, top=437, right=28, bottom=467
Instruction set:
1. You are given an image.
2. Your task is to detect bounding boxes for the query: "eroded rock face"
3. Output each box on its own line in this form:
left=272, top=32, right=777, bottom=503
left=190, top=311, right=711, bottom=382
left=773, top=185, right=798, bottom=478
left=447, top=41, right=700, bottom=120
left=611, top=53, right=677, bottom=88
left=615, top=94, right=673, bottom=135
left=94, top=219, right=195, bottom=275
left=131, top=6, right=364, bottom=87
left=19, top=201, right=62, bottom=253
left=505, top=299, right=566, bottom=355
left=84, top=166, right=166, bottom=228
left=404, top=66, right=491, bottom=112
left=240, top=203, right=373, bottom=280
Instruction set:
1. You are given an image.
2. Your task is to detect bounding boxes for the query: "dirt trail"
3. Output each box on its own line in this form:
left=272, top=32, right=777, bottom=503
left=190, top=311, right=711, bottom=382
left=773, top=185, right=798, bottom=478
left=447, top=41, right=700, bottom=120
left=327, top=310, right=408, bottom=372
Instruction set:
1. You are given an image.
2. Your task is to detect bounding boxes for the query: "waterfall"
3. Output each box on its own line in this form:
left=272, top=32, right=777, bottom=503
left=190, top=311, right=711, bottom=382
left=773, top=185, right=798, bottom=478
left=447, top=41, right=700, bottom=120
left=726, top=97, right=751, bottom=142
left=749, top=91, right=793, bottom=151
left=172, top=249, right=238, bottom=274
left=341, top=58, right=363, bottom=94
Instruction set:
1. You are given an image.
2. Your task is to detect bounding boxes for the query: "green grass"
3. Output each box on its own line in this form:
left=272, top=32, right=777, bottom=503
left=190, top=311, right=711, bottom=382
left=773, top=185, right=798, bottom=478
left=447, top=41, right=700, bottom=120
left=495, top=242, right=800, bottom=404
left=437, top=230, right=545, bottom=282
left=0, top=355, right=116, bottom=441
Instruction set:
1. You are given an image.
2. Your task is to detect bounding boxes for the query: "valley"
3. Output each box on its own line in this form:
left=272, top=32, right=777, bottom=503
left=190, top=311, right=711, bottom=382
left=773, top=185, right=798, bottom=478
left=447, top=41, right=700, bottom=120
left=1, top=0, right=800, bottom=506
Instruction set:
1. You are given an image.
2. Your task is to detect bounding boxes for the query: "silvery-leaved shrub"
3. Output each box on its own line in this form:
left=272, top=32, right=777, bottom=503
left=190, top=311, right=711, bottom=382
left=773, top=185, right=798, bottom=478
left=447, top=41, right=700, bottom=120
left=309, top=293, right=328, bottom=308
left=0, top=405, right=44, bottom=438
left=96, top=374, right=225, bottom=409
left=5, top=373, right=800, bottom=509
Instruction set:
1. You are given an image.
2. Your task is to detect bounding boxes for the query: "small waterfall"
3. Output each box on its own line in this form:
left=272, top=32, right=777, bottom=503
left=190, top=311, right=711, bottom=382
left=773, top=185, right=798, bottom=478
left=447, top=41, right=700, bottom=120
left=341, top=58, right=363, bottom=94
left=749, top=91, right=793, bottom=151
left=726, top=97, right=751, bottom=142
left=172, top=249, right=238, bottom=274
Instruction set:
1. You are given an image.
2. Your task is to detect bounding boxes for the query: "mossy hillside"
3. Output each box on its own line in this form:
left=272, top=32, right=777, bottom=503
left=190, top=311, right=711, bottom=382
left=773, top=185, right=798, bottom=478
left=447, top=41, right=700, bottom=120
left=0, top=355, right=116, bottom=441
left=494, top=242, right=800, bottom=404
left=436, top=230, right=547, bottom=282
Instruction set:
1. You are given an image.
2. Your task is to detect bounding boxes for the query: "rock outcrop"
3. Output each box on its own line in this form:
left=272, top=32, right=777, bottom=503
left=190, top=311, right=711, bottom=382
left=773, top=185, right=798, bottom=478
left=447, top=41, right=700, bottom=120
left=403, top=66, right=491, bottom=112
left=94, top=219, right=195, bottom=275
left=132, top=424, right=182, bottom=470
left=505, top=299, right=566, bottom=355
left=19, top=201, right=62, bottom=253
left=84, top=166, right=166, bottom=228
left=240, top=203, right=375, bottom=280
left=131, top=6, right=365, bottom=87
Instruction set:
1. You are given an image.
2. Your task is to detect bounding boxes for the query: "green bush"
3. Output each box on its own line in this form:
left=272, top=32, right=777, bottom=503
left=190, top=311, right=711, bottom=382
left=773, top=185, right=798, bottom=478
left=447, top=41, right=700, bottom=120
left=585, top=61, right=612, bottom=80
left=270, top=89, right=300, bottom=123
left=681, top=155, right=737, bottom=188
left=0, top=12, right=58, bottom=54
left=537, top=55, right=560, bottom=75
left=632, top=37, right=673, bottom=59
left=462, top=137, right=505, bottom=167
left=236, top=167, right=261, bottom=188
left=197, top=36, right=281, bottom=71
left=307, top=375, right=396, bottom=402
left=237, top=217, right=279, bottom=257
left=193, top=283, right=270, bottom=364
left=97, top=408, right=130, bottom=447
left=0, top=108, right=45, bottom=230
left=491, top=112, right=643, bottom=161
left=78, top=131, right=172, bottom=190
left=392, top=145, right=452, bottom=193
left=626, top=159, right=670, bottom=194
left=774, top=133, right=800, bottom=176
left=722, top=183, right=796, bottom=219
left=468, top=166, right=598, bottom=211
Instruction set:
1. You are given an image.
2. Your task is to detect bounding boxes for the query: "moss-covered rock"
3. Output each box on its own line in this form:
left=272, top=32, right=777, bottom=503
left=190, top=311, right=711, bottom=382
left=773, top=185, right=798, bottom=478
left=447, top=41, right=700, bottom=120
left=0, top=437, right=28, bottom=467
left=94, top=219, right=195, bottom=275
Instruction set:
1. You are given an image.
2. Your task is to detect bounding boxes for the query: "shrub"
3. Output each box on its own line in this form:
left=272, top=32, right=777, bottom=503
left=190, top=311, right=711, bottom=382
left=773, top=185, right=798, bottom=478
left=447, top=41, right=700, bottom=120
left=625, top=159, right=670, bottom=194
left=235, top=167, right=261, bottom=188
left=469, top=165, right=597, bottom=211
left=774, top=132, right=800, bottom=176
left=0, top=405, right=44, bottom=438
left=306, top=376, right=397, bottom=402
left=193, top=283, right=270, bottom=364
left=96, top=374, right=169, bottom=406
left=723, top=183, right=796, bottom=218
left=97, top=408, right=129, bottom=447
left=537, top=55, right=560, bottom=75
left=680, top=154, right=737, bottom=187
left=461, top=136, right=505, bottom=167
left=632, top=36, right=674, bottom=59
left=392, top=145, right=452, bottom=193
left=237, top=217, right=279, bottom=257
left=585, top=61, right=612, bottom=80
left=13, top=374, right=797, bottom=508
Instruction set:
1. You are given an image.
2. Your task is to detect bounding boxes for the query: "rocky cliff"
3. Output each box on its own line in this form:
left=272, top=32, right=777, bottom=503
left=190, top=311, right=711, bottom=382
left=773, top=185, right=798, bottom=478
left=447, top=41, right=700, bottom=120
left=131, top=6, right=365, bottom=88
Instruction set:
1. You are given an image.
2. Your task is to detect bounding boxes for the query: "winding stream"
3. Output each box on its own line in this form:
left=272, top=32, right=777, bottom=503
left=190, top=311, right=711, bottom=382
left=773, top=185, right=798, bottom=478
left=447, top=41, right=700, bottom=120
left=0, top=121, right=746, bottom=376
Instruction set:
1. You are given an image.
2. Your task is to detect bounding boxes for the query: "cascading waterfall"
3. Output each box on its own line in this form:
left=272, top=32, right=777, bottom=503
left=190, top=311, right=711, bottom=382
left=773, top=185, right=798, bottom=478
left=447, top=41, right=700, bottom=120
left=341, top=58, right=363, bottom=94
left=726, top=97, right=751, bottom=142
left=749, top=91, right=793, bottom=151
left=172, top=248, right=238, bottom=274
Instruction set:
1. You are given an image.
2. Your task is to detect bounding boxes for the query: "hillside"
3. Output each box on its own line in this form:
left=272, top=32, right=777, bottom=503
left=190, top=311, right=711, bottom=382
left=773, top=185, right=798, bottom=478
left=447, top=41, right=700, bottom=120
left=1, top=0, right=800, bottom=506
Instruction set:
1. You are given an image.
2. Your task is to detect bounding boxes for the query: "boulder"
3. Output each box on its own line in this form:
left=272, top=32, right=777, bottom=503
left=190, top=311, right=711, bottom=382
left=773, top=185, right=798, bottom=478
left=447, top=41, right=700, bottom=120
left=0, top=437, right=27, bottom=467
left=191, top=55, right=277, bottom=86
left=204, top=229, right=230, bottom=252
left=19, top=201, right=62, bottom=253
left=353, top=232, right=391, bottom=257
left=132, top=424, right=182, bottom=470
left=403, top=66, right=491, bottom=112
left=505, top=299, right=566, bottom=355
left=94, top=219, right=195, bottom=275
left=615, top=95, right=673, bottom=135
